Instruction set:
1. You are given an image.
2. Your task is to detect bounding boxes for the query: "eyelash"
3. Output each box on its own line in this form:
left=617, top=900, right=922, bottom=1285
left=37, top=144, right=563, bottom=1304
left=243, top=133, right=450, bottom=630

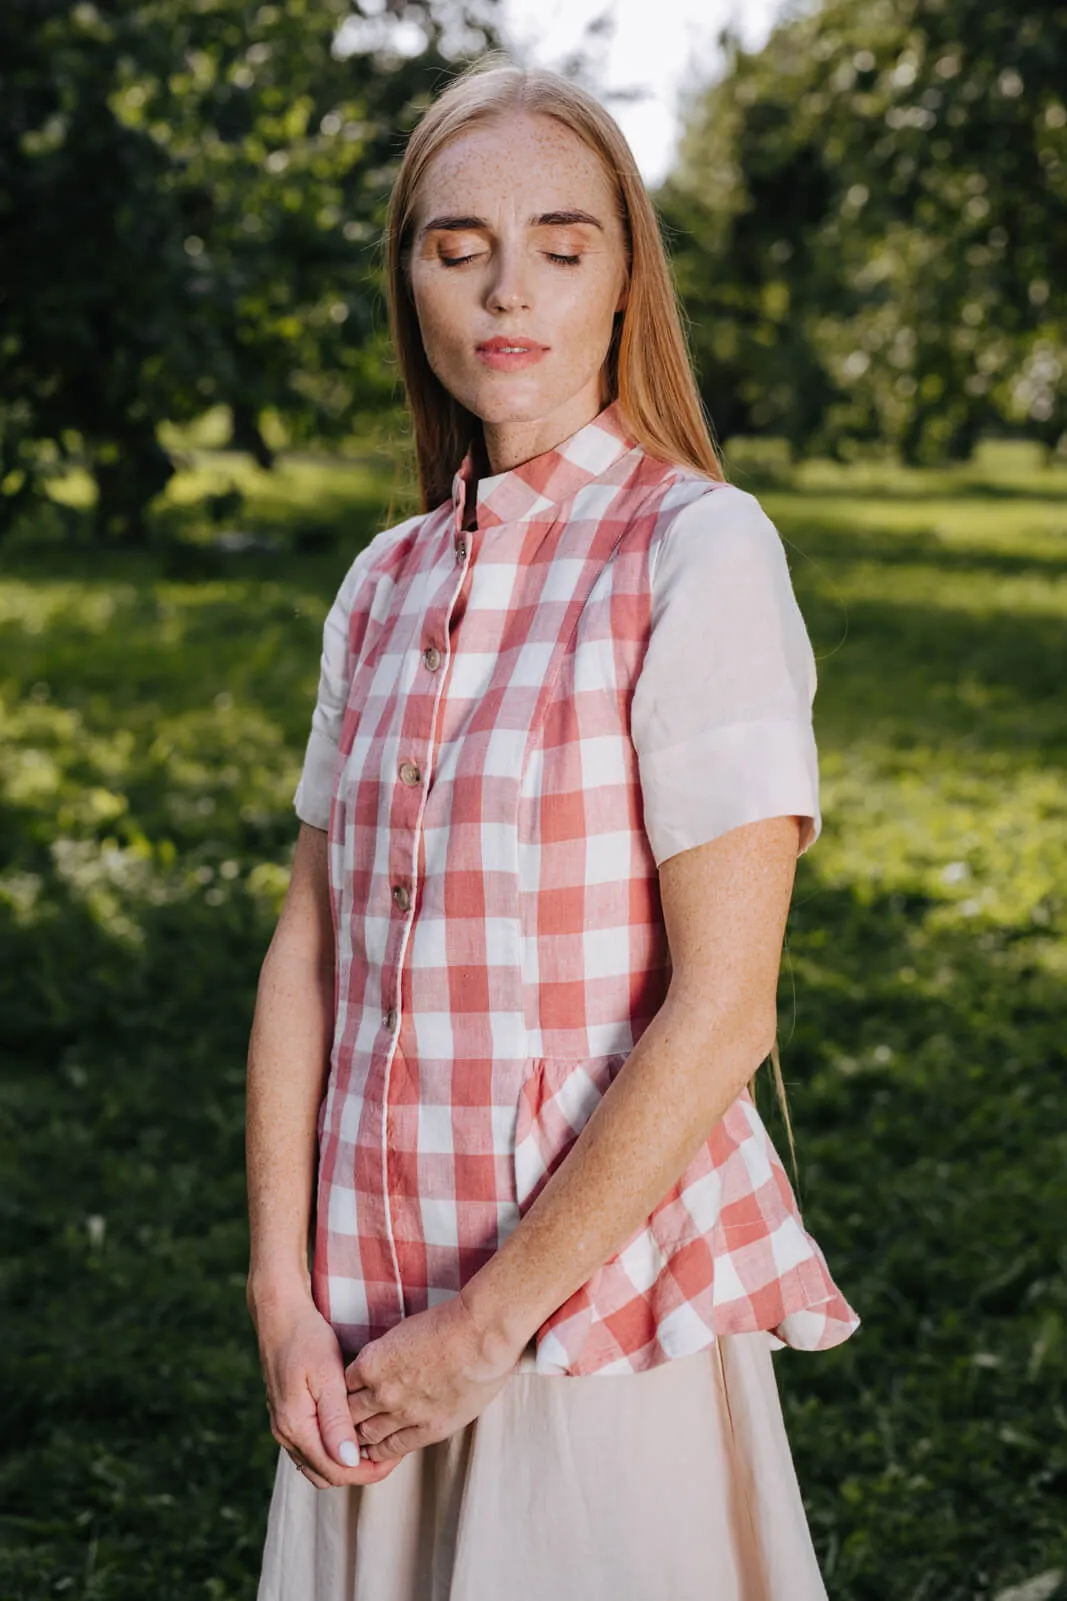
left=441, top=252, right=581, bottom=268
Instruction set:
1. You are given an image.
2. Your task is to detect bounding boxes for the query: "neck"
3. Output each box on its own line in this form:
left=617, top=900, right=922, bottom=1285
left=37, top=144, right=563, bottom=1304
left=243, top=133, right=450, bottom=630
left=480, top=385, right=609, bottom=477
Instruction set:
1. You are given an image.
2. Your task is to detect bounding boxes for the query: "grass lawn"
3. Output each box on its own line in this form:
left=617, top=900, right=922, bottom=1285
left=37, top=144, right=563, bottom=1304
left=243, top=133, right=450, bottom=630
left=1, top=442, right=1065, bottom=1600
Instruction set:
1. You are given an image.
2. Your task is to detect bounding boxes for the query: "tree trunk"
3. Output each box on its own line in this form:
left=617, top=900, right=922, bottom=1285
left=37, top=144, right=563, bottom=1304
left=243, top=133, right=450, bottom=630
left=230, top=399, right=275, bottom=471
left=91, top=435, right=174, bottom=545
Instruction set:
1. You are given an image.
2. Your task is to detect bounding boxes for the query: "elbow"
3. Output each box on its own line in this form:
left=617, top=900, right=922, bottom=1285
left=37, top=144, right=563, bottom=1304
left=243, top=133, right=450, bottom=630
left=257, top=914, right=334, bottom=1006
left=666, top=987, right=778, bottom=1076
left=750, top=1001, right=779, bottom=1066
left=724, top=1002, right=778, bottom=1079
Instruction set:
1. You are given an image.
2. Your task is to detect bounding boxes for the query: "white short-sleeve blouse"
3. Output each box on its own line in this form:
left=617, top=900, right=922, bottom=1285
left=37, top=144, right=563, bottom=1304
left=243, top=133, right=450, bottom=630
left=293, top=484, right=822, bottom=864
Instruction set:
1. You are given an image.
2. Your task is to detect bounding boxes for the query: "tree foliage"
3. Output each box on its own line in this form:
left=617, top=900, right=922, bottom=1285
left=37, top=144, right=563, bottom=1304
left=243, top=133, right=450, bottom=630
left=658, top=0, right=1067, bottom=462
left=0, top=0, right=498, bottom=541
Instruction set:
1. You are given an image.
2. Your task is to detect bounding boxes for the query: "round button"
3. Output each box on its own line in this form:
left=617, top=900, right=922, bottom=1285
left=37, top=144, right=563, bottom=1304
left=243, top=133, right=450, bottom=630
left=455, top=539, right=467, bottom=564
left=392, top=883, right=411, bottom=912
left=383, top=1007, right=397, bottom=1031
left=398, top=759, right=421, bottom=786
left=422, top=645, right=441, bottom=672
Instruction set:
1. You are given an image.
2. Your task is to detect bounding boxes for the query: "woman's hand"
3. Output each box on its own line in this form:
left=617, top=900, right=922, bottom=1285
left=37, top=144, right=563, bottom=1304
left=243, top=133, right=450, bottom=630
left=246, top=826, right=390, bottom=1490
left=252, top=1287, right=401, bottom=1489
left=344, top=1289, right=525, bottom=1464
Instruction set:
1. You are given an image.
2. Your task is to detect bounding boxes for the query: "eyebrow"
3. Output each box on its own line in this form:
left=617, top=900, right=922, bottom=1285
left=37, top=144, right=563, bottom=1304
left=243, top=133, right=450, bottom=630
left=418, top=209, right=605, bottom=238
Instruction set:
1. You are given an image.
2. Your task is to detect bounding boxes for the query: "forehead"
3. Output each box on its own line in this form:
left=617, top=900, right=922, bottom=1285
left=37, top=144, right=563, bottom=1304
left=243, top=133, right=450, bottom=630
left=413, top=112, right=614, bottom=227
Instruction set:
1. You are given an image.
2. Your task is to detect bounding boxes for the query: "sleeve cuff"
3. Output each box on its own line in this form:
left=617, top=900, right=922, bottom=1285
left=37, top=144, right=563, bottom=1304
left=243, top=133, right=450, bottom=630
left=293, top=727, right=339, bottom=831
left=637, top=717, right=822, bottom=867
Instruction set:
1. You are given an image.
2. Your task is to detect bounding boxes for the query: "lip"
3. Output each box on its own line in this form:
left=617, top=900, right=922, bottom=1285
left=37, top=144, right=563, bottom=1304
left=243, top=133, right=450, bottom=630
left=475, top=337, right=549, bottom=372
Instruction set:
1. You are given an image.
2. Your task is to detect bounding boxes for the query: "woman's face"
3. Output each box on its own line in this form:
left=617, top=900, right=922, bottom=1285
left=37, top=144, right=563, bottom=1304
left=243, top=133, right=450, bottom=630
left=407, top=111, right=630, bottom=451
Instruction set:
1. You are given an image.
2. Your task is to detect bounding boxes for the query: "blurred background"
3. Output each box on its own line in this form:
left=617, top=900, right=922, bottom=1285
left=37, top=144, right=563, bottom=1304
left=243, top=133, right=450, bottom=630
left=1, top=2, right=1065, bottom=1597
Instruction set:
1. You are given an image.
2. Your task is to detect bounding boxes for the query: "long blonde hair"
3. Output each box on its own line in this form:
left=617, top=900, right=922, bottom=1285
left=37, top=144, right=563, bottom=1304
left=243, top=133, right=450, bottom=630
left=381, top=52, right=797, bottom=1174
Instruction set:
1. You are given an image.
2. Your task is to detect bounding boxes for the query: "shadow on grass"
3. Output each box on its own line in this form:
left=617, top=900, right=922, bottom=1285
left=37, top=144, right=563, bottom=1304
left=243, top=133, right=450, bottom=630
left=0, top=836, right=280, bottom=1599
left=784, top=480, right=1067, bottom=506
left=756, top=878, right=1067, bottom=1599
left=0, top=547, right=366, bottom=866
left=782, top=516, right=1067, bottom=585
left=784, top=577, right=1067, bottom=770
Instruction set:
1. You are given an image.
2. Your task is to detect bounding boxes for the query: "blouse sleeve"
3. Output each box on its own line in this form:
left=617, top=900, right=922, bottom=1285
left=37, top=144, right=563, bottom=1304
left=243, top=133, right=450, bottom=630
left=292, top=543, right=378, bottom=831
left=630, top=484, right=822, bottom=868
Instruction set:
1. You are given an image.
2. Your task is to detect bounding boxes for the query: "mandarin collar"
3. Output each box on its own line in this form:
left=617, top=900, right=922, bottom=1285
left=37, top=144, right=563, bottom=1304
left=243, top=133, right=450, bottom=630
left=450, top=399, right=638, bottom=533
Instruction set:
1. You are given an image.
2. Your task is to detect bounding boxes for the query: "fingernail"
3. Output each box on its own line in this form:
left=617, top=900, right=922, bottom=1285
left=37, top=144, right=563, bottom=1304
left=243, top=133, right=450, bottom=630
left=338, top=1441, right=360, bottom=1467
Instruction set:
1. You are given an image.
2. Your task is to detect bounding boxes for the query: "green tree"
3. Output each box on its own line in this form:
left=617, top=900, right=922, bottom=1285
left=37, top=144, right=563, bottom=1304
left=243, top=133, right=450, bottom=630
left=658, top=0, right=1066, bottom=462
left=0, top=0, right=499, bottom=542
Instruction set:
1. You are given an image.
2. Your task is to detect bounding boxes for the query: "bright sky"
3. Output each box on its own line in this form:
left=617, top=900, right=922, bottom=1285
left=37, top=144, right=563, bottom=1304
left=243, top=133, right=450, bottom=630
left=499, top=0, right=788, bottom=185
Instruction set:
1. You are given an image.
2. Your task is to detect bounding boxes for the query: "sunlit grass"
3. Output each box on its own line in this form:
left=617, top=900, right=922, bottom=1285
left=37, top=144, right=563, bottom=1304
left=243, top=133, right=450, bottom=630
left=44, top=414, right=418, bottom=535
left=159, top=448, right=410, bottom=534
left=1, top=441, right=1065, bottom=1598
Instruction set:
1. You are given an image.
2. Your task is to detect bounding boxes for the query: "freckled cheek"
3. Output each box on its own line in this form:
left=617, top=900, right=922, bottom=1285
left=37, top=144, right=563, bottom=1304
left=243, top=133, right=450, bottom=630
left=551, top=279, right=619, bottom=365
left=411, top=282, right=471, bottom=365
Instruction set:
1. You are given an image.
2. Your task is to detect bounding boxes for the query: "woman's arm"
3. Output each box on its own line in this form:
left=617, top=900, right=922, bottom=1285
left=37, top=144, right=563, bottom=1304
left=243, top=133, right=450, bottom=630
left=348, top=811, right=801, bottom=1461
left=246, top=824, right=333, bottom=1302
left=246, top=822, right=395, bottom=1487
left=461, top=811, right=800, bottom=1355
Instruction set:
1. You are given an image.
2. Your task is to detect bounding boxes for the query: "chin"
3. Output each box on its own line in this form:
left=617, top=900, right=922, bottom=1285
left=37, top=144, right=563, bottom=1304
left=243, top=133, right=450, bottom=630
left=463, top=391, right=549, bottom=425
left=466, top=375, right=583, bottom=426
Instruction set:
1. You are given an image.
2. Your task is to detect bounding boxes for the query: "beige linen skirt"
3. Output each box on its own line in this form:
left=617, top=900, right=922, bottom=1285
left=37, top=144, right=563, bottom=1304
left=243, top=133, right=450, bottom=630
left=256, top=1330, right=829, bottom=1601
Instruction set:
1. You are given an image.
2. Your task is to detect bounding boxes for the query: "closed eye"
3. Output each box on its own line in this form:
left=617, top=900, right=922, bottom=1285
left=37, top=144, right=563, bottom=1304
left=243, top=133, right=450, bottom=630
left=440, top=251, right=581, bottom=268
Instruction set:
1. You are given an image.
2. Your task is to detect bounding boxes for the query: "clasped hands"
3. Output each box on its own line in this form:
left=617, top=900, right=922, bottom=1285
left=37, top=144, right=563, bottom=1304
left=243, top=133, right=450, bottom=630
left=259, top=1284, right=525, bottom=1490
left=345, top=1289, right=521, bottom=1471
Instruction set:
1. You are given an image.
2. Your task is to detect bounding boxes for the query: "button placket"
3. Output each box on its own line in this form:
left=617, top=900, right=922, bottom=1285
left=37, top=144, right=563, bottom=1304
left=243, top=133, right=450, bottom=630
left=378, top=561, right=465, bottom=1286
left=376, top=569, right=454, bottom=1082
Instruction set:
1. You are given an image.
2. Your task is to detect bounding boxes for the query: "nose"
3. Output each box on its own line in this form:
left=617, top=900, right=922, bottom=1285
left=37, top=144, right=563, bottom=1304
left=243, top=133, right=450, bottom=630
left=485, top=241, right=531, bottom=313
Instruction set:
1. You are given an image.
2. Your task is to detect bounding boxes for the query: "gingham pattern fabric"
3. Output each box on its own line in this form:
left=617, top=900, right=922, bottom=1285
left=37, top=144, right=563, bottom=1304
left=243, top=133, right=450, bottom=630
left=316, top=399, right=860, bottom=1376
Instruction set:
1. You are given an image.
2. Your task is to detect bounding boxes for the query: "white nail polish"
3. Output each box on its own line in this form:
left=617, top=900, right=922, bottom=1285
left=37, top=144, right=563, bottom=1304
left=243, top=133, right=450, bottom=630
left=339, top=1441, right=360, bottom=1467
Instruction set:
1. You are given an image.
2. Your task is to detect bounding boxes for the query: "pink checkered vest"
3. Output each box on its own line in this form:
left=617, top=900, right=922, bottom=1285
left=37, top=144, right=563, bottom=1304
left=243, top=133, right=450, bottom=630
left=316, top=399, right=860, bottom=1375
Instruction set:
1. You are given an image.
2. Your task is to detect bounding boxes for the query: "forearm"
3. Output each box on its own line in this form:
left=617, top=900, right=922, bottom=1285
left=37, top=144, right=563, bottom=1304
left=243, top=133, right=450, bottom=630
left=463, top=817, right=800, bottom=1355
left=462, top=985, right=775, bottom=1357
left=246, top=833, right=335, bottom=1311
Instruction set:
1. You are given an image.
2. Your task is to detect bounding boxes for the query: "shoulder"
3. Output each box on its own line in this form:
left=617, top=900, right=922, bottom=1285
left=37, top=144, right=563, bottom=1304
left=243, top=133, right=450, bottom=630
left=326, top=508, right=430, bottom=626
left=648, top=477, right=792, bottom=597
left=633, top=472, right=816, bottom=704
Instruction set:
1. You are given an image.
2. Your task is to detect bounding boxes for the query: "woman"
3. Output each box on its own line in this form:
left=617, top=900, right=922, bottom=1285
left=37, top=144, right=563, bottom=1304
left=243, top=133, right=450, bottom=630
left=247, top=53, right=860, bottom=1601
